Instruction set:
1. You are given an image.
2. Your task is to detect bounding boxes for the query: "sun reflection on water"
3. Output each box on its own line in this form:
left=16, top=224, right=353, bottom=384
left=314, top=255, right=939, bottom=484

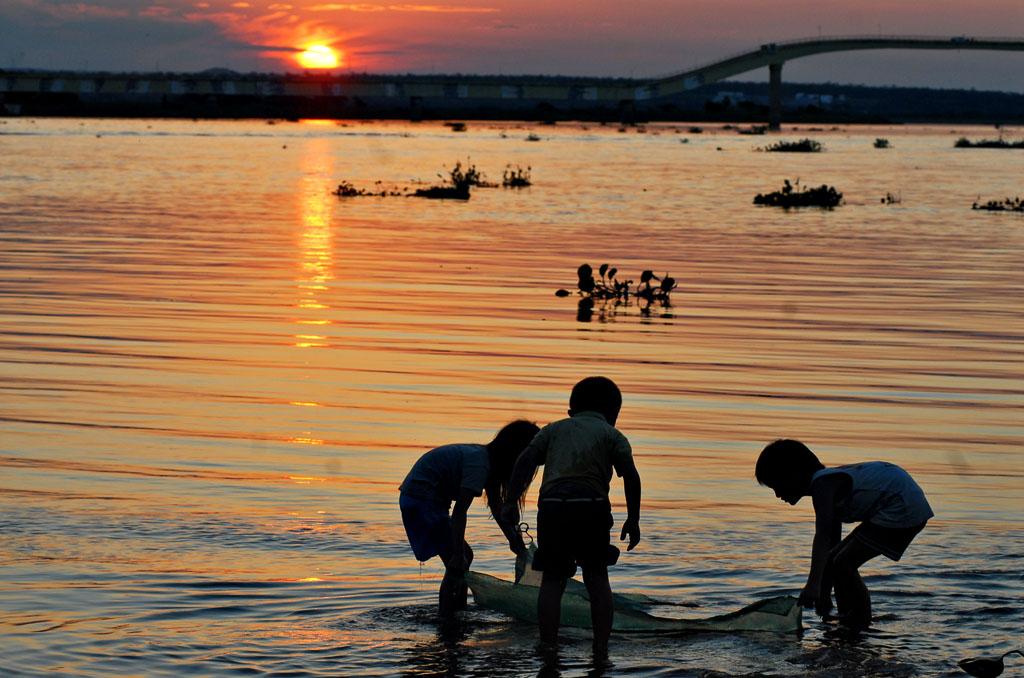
left=294, top=139, right=335, bottom=350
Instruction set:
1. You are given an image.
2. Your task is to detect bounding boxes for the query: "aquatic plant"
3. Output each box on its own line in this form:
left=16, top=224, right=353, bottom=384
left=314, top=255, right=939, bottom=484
left=413, top=161, right=492, bottom=199
left=332, top=181, right=405, bottom=198
left=557, top=262, right=675, bottom=305
left=754, top=179, right=842, bottom=208
left=502, top=165, right=532, bottom=188
left=972, top=196, right=1024, bottom=212
left=759, top=138, right=823, bottom=153
left=333, top=181, right=361, bottom=197
left=955, top=137, right=1024, bottom=149
left=556, top=263, right=678, bottom=321
left=874, top=138, right=891, bottom=149
left=738, top=125, right=769, bottom=135
left=336, top=160, right=525, bottom=200
left=412, top=185, right=469, bottom=200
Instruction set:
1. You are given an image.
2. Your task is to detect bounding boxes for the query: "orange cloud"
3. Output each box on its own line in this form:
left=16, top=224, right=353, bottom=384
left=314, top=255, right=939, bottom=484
left=140, top=5, right=175, bottom=17
left=310, top=3, right=498, bottom=12
left=183, top=6, right=357, bottom=67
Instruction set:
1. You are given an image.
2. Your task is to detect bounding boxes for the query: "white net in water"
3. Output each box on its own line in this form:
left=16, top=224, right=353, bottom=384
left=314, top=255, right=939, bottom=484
left=468, top=545, right=801, bottom=633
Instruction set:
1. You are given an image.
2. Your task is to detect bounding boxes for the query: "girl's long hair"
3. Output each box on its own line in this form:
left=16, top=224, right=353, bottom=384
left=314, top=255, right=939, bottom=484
left=484, top=419, right=539, bottom=517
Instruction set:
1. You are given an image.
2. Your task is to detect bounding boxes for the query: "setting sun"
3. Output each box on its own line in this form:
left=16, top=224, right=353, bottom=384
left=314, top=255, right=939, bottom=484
left=297, top=45, right=340, bottom=70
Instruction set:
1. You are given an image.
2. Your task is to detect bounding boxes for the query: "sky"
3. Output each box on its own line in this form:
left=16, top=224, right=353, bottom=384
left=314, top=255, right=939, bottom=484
left=2, top=0, right=1024, bottom=91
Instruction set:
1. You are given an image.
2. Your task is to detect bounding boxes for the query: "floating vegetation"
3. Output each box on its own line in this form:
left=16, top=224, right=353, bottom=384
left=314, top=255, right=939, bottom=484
left=754, top=179, right=843, bottom=208
left=502, top=165, right=532, bottom=188
left=332, top=181, right=404, bottom=198
left=881, top=191, right=902, bottom=205
left=738, top=125, right=769, bottom=135
left=333, top=181, right=361, bottom=197
left=413, top=161, right=488, bottom=200
left=557, top=263, right=677, bottom=310
left=954, top=137, right=1024, bottom=149
left=874, top=138, right=891, bottom=149
left=335, top=160, right=524, bottom=201
left=557, top=264, right=678, bottom=322
left=972, top=196, right=1024, bottom=212
left=759, top=138, right=823, bottom=153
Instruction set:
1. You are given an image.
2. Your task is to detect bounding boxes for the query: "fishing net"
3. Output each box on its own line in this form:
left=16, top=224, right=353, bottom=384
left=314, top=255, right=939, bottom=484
left=467, top=545, right=801, bottom=633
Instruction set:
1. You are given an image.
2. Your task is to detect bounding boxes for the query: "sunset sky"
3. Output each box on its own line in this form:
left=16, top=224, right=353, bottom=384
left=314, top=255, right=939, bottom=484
left=2, top=0, right=1023, bottom=90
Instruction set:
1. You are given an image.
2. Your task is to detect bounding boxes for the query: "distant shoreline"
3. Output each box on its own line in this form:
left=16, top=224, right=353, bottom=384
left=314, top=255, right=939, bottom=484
left=3, top=69, right=1024, bottom=124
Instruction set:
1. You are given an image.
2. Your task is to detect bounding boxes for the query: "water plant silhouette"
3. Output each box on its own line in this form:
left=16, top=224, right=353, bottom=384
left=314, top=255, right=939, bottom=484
left=754, top=179, right=842, bottom=208
left=557, top=263, right=678, bottom=322
left=759, top=138, right=822, bottom=153
left=335, top=160, right=530, bottom=201
left=738, top=125, right=769, bottom=135
left=502, top=165, right=532, bottom=188
left=955, top=137, right=1024, bottom=149
left=332, top=181, right=404, bottom=198
left=972, top=196, right=1024, bottom=212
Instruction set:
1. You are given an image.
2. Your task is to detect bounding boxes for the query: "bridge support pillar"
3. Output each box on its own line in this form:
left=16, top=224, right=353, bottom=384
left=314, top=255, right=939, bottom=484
left=768, top=62, right=783, bottom=130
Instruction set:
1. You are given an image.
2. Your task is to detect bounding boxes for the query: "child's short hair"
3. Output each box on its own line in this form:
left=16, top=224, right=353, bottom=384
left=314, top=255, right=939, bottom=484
left=569, top=376, right=622, bottom=423
left=755, top=438, right=821, bottom=487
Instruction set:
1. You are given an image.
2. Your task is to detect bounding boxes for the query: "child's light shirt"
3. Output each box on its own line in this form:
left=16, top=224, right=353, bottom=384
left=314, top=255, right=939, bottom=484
left=527, top=411, right=633, bottom=500
left=812, top=461, right=934, bottom=528
left=399, top=444, right=489, bottom=507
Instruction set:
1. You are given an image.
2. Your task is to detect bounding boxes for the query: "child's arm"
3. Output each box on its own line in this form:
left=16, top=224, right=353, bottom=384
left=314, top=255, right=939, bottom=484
left=617, top=457, right=642, bottom=551
left=800, top=475, right=845, bottom=611
left=447, top=490, right=475, bottom=571
left=489, top=494, right=527, bottom=556
left=500, top=444, right=542, bottom=529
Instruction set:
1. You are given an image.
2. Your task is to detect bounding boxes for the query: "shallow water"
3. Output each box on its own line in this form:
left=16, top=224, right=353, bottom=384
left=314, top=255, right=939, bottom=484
left=1, top=117, right=1022, bottom=676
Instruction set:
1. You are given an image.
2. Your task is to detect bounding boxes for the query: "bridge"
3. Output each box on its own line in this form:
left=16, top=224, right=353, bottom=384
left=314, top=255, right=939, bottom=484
left=2, top=35, right=1023, bottom=123
left=643, top=36, right=1024, bottom=128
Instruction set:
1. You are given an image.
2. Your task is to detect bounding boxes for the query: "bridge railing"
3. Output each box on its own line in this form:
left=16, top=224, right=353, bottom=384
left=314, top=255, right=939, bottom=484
left=648, top=34, right=1024, bottom=82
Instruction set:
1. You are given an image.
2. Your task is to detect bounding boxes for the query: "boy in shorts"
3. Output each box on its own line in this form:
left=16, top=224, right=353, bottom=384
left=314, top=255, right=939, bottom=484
left=504, top=376, right=642, bottom=652
left=755, top=438, right=933, bottom=632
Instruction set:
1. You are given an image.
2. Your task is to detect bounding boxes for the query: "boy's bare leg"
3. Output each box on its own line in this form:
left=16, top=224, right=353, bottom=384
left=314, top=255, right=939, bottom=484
left=818, top=551, right=836, bottom=618
left=457, top=542, right=473, bottom=610
left=538, top=572, right=567, bottom=645
left=438, top=568, right=461, bottom=618
left=831, top=538, right=879, bottom=631
left=438, top=541, right=473, bottom=618
left=582, top=565, right=612, bottom=654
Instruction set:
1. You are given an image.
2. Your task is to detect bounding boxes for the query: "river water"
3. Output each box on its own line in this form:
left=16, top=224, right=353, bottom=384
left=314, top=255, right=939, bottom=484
left=1, top=117, right=1022, bottom=677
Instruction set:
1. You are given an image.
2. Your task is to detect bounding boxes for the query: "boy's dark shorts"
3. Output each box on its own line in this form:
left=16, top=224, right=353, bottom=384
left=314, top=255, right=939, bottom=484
left=533, top=498, right=619, bottom=578
left=849, top=520, right=927, bottom=561
left=399, top=493, right=453, bottom=563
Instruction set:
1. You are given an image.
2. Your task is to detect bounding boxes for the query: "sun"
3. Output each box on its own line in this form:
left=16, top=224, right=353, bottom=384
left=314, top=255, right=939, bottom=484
left=297, top=45, right=340, bottom=70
